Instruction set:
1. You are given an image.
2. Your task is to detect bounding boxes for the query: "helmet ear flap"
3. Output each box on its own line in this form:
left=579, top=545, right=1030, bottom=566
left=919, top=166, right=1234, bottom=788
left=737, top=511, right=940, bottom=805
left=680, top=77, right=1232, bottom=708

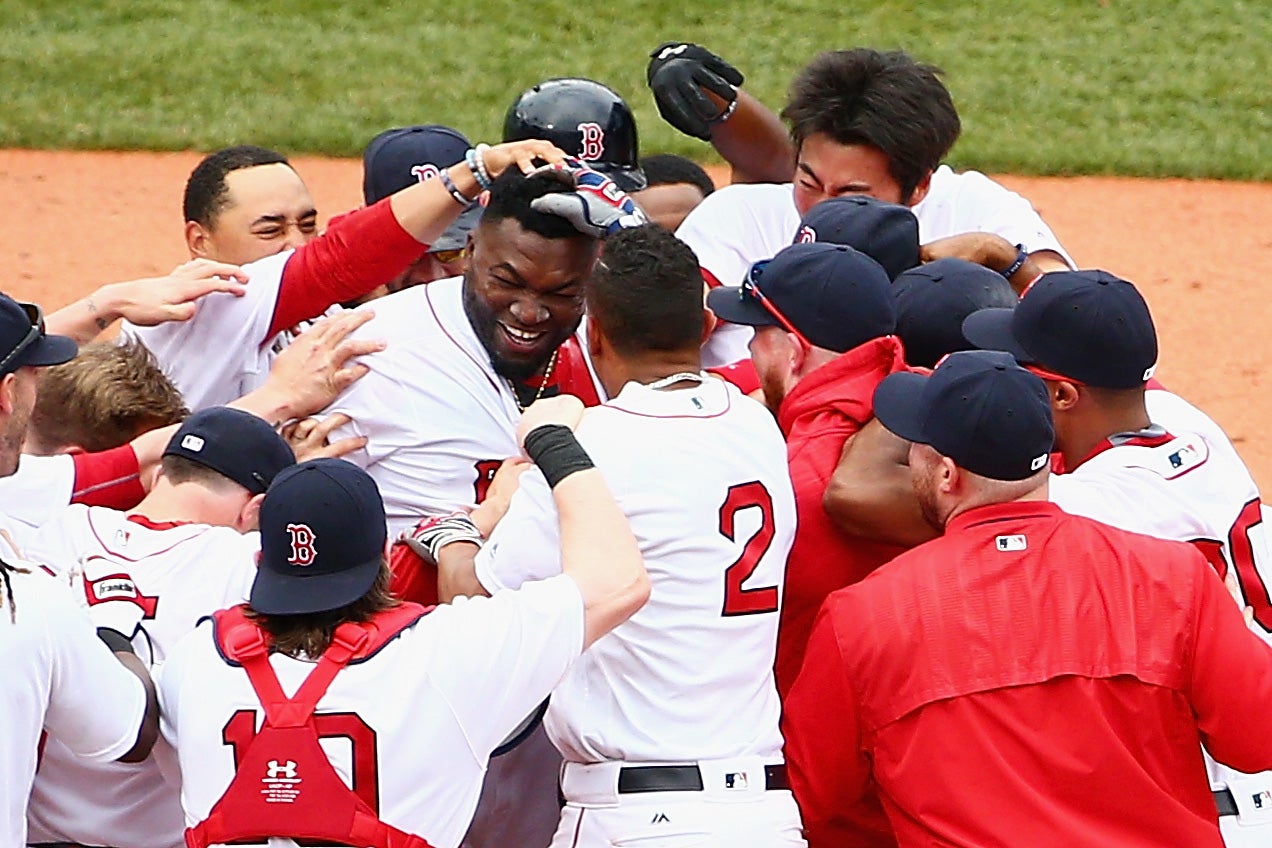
left=503, top=78, right=647, bottom=192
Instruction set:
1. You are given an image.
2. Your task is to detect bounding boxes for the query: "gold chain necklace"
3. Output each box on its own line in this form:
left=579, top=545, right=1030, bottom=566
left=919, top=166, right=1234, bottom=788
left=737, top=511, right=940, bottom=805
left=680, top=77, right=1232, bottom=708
left=507, top=348, right=559, bottom=412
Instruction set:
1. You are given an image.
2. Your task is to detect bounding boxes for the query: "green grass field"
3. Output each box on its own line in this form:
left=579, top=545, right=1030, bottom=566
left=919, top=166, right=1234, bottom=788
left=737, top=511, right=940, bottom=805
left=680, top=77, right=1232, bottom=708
left=0, top=1, right=1268, bottom=178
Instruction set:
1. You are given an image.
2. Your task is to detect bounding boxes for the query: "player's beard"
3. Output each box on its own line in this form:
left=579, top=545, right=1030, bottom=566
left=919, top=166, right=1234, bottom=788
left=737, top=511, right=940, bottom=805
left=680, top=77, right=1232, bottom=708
left=910, top=454, right=947, bottom=531
left=462, top=277, right=573, bottom=382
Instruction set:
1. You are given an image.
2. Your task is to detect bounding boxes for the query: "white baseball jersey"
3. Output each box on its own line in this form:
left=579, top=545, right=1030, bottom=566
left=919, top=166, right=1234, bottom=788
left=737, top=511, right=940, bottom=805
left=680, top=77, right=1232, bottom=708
left=325, top=278, right=526, bottom=538
left=125, top=251, right=294, bottom=411
left=0, top=546, right=147, bottom=848
left=677, top=168, right=1074, bottom=367
left=476, top=377, right=795, bottom=764
left=0, top=453, right=75, bottom=547
left=157, top=574, right=584, bottom=848
left=1049, top=388, right=1272, bottom=846
left=23, top=505, right=260, bottom=848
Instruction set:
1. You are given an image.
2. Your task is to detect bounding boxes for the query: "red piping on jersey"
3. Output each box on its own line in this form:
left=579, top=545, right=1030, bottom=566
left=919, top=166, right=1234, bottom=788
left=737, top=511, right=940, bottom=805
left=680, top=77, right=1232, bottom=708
left=126, top=514, right=194, bottom=531
left=85, top=511, right=214, bottom=562
left=424, top=283, right=504, bottom=397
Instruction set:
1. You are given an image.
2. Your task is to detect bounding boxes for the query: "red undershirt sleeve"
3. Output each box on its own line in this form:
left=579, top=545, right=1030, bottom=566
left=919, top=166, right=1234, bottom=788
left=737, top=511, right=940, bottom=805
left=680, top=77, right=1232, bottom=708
left=266, top=199, right=428, bottom=339
left=70, top=445, right=145, bottom=510
left=707, top=359, right=761, bottom=396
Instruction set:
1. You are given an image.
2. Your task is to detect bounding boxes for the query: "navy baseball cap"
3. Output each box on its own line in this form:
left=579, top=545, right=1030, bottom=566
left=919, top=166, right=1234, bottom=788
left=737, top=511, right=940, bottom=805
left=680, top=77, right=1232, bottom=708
left=961, top=270, right=1158, bottom=389
left=0, top=295, right=77, bottom=376
left=706, top=242, right=895, bottom=353
left=873, top=350, right=1054, bottom=481
left=792, top=195, right=920, bottom=281
left=362, top=124, right=480, bottom=253
left=251, top=459, right=388, bottom=616
left=894, top=258, right=1018, bottom=368
left=163, top=407, right=295, bottom=495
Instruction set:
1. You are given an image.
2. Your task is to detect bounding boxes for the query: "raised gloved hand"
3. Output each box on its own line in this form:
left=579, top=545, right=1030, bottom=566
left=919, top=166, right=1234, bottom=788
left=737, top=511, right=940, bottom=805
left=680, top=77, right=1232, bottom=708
left=647, top=41, right=745, bottom=141
left=402, top=512, right=485, bottom=565
left=81, top=554, right=154, bottom=641
left=530, top=165, right=648, bottom=238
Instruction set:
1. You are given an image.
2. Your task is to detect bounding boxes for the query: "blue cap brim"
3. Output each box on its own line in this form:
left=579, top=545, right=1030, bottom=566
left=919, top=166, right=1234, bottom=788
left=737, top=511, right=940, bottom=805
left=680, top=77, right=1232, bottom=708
left=706, top=286, right=779, bottom=328
left=961, top=308, right=1032, bottom=363
left=871, top=371, right=932, bottom=444
left=249, top=555, right=382, bottom=616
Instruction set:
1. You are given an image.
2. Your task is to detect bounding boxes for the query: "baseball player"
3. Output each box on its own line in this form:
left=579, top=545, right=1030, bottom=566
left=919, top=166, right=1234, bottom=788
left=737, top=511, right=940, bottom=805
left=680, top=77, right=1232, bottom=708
left=784, top=350, right=1272, bottom=848
left=23, top=407, right=295, bottom=848
left=0, top=296, right=159, bottom=846
left=433, top=225, right=804, bottom=847
left=126, top=138, right=566, bottom=410
left=891, top=257, right=1018, bottom=368
left=960, top=270, right=1272, bottom=846
left=644, top=43, right=1072, bottom=367
left=157, top=428, right=647, bottom=848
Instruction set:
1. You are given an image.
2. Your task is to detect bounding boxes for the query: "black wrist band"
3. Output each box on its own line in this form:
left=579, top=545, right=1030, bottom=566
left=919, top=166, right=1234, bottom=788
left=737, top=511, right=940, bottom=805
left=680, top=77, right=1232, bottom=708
left=999, top=244, right=1029, bottom=279
left=523, top=424, right=595, bottom=489
left=97, top=627, right=135, bottom=654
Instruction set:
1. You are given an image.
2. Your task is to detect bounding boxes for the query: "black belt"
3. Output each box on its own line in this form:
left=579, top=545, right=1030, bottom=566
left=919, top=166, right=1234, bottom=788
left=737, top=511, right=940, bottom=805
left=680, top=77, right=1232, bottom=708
left=616, top=764, right=789, bottom=794
left=1215, top=788, right=1239, bottom=817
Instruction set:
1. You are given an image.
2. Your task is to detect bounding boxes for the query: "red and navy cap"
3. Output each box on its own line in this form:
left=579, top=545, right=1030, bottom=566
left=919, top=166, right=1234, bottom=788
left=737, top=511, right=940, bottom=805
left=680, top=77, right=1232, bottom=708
left=873, top=350, right=1054, bottom=481
left=792, top=195, right=920, bottom=281
left=251, top=459, right=387, bottom=616
left=962, top=269, right=1158, bottom=389
left=706, top=242, right=895, bottom=353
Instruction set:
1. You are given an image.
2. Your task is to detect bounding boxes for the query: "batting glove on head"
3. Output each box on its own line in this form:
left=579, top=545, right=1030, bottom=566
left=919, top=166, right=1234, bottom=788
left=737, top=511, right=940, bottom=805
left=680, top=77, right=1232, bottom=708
left=647, top=41, right=745, bottom=141
left=530, top=165, right=648, bottom=239
left=81, top=555, right=151, bottom=641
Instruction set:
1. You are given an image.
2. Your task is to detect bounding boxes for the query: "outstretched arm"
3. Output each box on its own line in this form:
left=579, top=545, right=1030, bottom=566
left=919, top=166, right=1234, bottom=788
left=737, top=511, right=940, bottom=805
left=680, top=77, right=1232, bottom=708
left=824, top=418, right=938, bottom=548
left=646, top=41, right=794, bottom=184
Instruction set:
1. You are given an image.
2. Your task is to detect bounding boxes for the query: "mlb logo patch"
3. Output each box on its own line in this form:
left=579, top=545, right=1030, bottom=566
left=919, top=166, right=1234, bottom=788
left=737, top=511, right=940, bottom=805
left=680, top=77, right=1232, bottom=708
left=724, top=771, right=749, bottom=791
left=996, top=535, right=1027, bottom=552
left=180, top=434, right=205, bottom=452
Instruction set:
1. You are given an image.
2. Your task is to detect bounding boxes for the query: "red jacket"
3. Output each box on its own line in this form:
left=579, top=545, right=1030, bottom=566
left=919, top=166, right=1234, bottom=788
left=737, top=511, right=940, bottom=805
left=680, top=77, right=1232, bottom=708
left=774, top=335, right=909, bottom=699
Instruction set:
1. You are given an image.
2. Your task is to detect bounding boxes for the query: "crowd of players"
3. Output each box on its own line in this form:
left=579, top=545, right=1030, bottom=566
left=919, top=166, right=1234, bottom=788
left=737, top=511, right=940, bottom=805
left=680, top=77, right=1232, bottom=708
left=3, top=40, right=1272, bottom=848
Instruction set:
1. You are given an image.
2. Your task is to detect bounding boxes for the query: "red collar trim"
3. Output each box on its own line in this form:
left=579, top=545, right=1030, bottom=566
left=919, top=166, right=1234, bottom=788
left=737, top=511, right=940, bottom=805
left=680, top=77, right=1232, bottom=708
left=126, top=514, right=194, bottom=531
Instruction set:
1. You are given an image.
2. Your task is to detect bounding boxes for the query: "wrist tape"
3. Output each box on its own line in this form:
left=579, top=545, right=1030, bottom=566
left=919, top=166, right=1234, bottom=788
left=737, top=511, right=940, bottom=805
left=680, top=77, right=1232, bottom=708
left=523, top=425, right=595, bottom=488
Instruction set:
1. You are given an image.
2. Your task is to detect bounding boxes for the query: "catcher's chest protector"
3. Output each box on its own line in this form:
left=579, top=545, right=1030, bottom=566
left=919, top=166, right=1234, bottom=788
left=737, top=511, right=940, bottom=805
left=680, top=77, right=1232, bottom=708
left=186, top=603, right=434, bottom=848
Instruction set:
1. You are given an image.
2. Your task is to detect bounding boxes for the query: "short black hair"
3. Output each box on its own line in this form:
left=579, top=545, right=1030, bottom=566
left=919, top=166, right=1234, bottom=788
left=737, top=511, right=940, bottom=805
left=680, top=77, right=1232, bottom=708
left=781, top=49, right=961, bottom=203
left=183, top=145, right=291, bottom=227
left=639, top=154, right=715, bottom=197
left=480, top=169, right=588, bottom=240
left=587, top=224, right=703, bottom=357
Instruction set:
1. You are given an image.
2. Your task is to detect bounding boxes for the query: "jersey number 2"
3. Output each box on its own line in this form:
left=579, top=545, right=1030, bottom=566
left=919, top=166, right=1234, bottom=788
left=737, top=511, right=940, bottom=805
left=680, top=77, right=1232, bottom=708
left=719, top=481, right=779, bottom=616
left=222, top=710, right=380, bottom=812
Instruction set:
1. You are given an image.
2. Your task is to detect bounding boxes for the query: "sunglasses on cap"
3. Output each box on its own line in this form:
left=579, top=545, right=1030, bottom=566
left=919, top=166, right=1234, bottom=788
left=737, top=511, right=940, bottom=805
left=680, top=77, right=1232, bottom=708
left=0, top=302, right=44, bottom=374
left=430, top=247, right=466, bottom=265
left=741, top=261, right=814, bottom=349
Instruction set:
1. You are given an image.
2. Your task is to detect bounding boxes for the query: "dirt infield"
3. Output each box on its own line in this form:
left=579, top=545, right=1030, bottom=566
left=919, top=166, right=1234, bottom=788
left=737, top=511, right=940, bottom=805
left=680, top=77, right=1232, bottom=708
left=1, top=149, right=1269, bottom=488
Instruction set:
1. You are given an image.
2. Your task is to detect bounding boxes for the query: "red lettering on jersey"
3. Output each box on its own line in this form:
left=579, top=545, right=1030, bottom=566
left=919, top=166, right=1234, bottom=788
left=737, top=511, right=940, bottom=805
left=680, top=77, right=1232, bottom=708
left=473, top=459, right=502, bottom=504
left=410, top=164, right=440, bottom=183
left=286, top=523, right=317, bottom=566
left=1190, top=499, right=1271, bottom=631
left=719, top=481, right=780, bottom=616
left=578, top=122, right=605, bottom=160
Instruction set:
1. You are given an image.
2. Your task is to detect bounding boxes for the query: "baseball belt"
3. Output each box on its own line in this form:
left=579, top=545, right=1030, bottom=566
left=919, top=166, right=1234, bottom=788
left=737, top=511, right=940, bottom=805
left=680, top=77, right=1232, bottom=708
left=1214, top=789, right=1239, bottom=817
left=616, top=763, right=789, bottom=794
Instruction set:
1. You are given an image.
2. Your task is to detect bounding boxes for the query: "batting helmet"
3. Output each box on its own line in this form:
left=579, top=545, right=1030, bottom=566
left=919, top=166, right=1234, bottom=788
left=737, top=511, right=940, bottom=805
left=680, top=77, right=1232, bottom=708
left=503, top=78, right=647, bottom=192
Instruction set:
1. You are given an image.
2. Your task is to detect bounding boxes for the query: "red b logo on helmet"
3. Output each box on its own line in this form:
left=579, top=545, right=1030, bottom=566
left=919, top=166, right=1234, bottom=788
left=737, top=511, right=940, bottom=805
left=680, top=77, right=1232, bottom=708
left=285, top=523, right=317, bottom=566
left=578, top=122, right=605, bottom=160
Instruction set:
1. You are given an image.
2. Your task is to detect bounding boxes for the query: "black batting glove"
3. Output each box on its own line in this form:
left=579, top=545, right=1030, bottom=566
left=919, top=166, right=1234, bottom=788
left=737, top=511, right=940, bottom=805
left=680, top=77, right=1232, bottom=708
left=647, top=42, right=745, bottom=141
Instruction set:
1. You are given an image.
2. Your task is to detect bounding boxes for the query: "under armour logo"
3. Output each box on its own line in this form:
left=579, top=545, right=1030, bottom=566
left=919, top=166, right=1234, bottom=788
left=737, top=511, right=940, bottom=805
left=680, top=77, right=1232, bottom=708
left=578, top=122, right=605, bottom=160
left=410, top=163, right=440, bottom=183
left=650, top=812, right=670, bottom=824
left=266, top=760, right=297, bottom=779
left=285, top=524, right=317, bottom=566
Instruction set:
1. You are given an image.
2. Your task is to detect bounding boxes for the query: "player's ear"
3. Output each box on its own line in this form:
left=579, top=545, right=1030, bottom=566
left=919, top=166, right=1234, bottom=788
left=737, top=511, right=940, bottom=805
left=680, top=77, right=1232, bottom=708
left=906, top=169, right=935, bottom=207
left=185, top=220, right=212, bottom=259
left=238, top=493, right=266, bottom=533
left=585, top=316, right=603, bottom=359
left=1051, top=379, right=1081, bottom=412
left=938, top=454, right=959, bottom=493
left=0, top=372, right=17, bottom=416
left=786, top=332, right=808, bottom=373
left=701, top=307, right=718, bottom=344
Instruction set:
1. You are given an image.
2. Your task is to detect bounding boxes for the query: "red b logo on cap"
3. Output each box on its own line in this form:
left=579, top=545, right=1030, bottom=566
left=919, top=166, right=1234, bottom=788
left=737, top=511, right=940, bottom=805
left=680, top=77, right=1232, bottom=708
left=578, top=122, right=605, bottom=160
left=285, top=523, right=317, bottom=567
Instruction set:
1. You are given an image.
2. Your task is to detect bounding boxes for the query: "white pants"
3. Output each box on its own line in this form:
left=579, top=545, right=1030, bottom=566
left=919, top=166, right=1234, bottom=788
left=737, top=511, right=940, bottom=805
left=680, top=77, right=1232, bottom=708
left=551, top=759, right=806, bottom=848
left=1211, top=756, right=1272, bottom=848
